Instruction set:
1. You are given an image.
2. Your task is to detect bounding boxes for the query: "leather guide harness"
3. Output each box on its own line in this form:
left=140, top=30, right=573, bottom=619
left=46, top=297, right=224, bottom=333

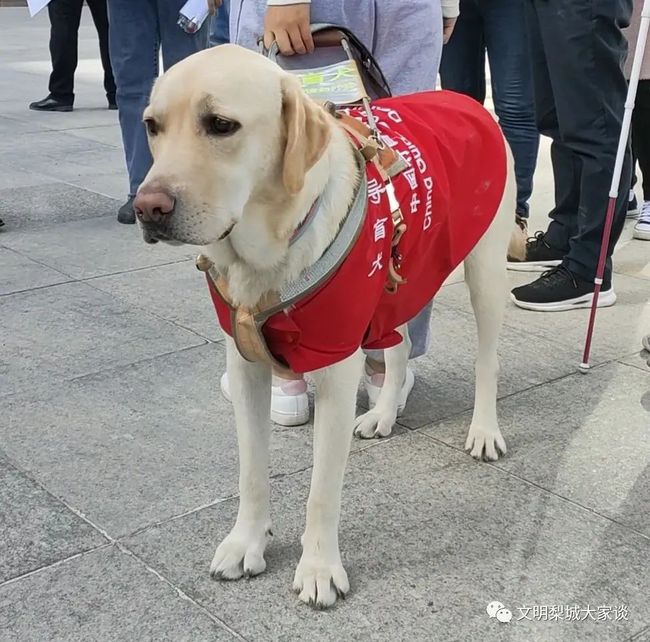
left=196, top=105, right=411, bottom=372
left=334, top=107, right=409, bottom=293
left=196, top=110, right=410, bottom=372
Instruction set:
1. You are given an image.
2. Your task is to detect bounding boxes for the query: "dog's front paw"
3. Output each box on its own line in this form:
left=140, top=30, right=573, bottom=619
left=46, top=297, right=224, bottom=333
left=465, top=423, right=507, bottom=461
left=210, top=524, right=272, bottom=581
left=292, top=554, right=349, bottom=609
left=353, top=408, right=396, bottom=439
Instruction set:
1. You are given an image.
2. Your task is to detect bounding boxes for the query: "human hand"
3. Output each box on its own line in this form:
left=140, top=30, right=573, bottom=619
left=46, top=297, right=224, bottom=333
left=263, top=4, right=314, bottom=55
left=207, top=0, right=223, bottom=15
left=443, top=17, right=457, bottom=44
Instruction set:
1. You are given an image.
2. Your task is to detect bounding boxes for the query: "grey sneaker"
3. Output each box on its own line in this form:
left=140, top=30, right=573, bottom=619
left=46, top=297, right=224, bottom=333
left=633, top=201, right=650, bottom=240
left=117, top=196, right=136, bottom=224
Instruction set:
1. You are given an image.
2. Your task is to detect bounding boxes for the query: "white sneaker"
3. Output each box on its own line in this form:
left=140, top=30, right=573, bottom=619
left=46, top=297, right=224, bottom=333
left=633, top=201, right=650, bottom=240
left=363, top=366, right=415, bottom=417
left=220, top=372, right=309, bottom=426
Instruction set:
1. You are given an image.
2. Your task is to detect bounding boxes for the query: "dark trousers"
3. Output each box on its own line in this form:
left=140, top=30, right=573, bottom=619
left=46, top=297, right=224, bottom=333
left=525, top=0, right=633, bottom=285
left=632, top=80, right=650, bottom=200
left=47, top=0, right=116, bottom=104
left=439, top=0, right=539, bottom=218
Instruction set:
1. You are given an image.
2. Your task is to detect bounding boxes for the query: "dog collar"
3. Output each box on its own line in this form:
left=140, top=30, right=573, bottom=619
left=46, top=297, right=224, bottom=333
left=278, top=149, right=367, bottom=304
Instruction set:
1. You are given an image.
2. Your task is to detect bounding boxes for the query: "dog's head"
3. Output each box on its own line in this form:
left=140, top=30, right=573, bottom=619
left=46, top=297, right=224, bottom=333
left=134, top=44, right=331, bottom=246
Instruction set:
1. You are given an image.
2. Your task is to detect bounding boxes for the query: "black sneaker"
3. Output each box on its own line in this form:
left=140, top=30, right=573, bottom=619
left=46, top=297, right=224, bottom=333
left=108, top=95, right=117, bottom=110
left=117, top=196, right=136, bottom=224
left=507, top=230, right=564, bottom=272
left=29, top=96, right=73, bottom=112
left=511, top=265, right=616, bottom=312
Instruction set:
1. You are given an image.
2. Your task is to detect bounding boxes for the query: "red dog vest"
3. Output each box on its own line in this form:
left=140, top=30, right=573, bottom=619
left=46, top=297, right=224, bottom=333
left=208, top=90, right=507, bottom=373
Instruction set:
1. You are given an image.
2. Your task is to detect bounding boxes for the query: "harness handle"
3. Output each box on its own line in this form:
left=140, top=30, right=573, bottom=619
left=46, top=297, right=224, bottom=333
left=258, top=24, right=392, bottom=101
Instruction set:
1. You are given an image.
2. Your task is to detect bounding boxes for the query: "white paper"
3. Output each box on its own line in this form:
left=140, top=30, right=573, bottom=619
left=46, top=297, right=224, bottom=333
left=27, top=0, right=51, bottom=17
left=179, top=0, right=209, bottom=21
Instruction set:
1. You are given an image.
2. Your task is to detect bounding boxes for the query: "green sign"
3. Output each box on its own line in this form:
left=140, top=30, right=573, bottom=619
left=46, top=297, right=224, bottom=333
left=290, top=60, right=366, bottom=105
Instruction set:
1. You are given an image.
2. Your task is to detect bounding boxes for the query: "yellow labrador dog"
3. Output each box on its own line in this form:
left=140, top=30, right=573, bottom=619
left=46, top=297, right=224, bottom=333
left=134, top=44, right=514, bottom=608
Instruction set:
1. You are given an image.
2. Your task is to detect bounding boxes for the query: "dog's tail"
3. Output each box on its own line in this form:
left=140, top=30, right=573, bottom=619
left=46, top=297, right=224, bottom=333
left=507, top=216, right=528, bottom=261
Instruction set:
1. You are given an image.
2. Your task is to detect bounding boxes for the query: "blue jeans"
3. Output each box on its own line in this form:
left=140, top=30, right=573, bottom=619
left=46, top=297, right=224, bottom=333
left=439, top=0, right=539, bottom=218
left=107, top=0, right=208, bottom=197
left=209, top=0, right=230, bottom=46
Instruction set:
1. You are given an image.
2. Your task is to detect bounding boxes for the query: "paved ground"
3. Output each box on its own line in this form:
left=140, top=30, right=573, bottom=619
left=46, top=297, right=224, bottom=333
left=1, top=7, right=650, bottom=642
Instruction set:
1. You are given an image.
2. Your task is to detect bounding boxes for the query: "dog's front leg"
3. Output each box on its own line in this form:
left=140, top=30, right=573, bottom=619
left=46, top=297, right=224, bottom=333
left=293, top=349, right=364, bottom=608
left=210, top=336, right=273, bottom=580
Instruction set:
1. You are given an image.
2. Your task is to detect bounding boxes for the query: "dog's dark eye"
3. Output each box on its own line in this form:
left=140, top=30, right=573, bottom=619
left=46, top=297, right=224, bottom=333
left=144, top=118, right=159, bottom=136
left=206, top=116, right=240, bottom=137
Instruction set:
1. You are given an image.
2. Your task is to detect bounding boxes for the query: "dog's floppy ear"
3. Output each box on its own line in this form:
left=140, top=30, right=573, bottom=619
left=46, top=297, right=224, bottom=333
left=280, top=74, right=331, bottom=194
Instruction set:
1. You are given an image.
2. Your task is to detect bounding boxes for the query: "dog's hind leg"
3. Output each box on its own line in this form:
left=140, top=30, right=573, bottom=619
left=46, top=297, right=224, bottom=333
left=354, top=324, right=411, bottom=439
left=464, top=239, right=508, bottom=461
left=462, top=163, right=514, bottom=461
left=210, top=336, right=273, bottom=580
left=293, top=349, right=364, bottom=608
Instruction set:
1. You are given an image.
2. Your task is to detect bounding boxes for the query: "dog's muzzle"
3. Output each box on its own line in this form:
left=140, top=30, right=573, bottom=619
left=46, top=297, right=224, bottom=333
left=139, top=222, right=174, bottom=245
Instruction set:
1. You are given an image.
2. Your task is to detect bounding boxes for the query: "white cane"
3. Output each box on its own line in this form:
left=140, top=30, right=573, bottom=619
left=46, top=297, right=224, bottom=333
left=580, top=0, right=650, bottom=373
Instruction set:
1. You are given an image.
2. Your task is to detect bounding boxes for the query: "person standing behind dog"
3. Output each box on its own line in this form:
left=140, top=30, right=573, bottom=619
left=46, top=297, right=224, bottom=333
left=107, top=0, right=210, bottom=224
left=231, top=0, right=458, bottom=93
left=219, top=0, right=459, bottom=426
left=509, top=0, right=633, bottom=312
left=624, top=0, right=650, bottom=241
left=439, top=0, right=539, bottom=247
left=29, top=0, right=115, bottom=112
